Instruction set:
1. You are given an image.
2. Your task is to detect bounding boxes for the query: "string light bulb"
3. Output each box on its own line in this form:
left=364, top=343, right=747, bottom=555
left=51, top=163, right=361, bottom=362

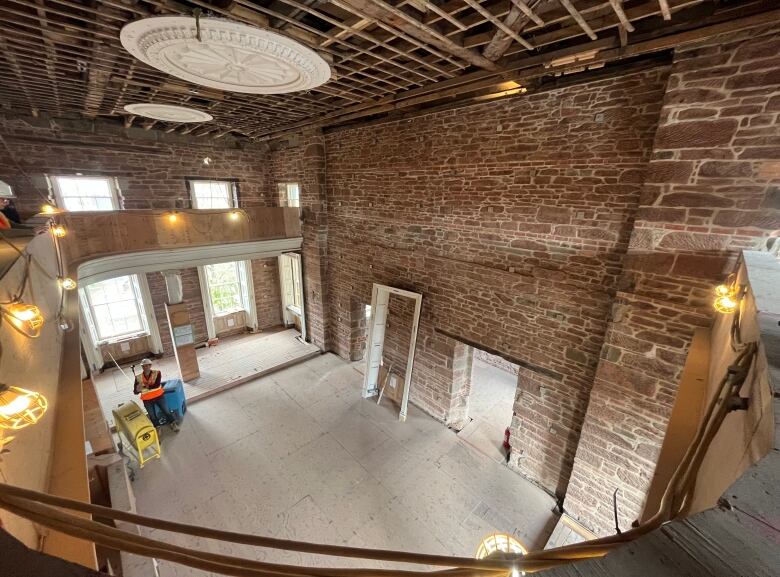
left=714, top=283, right=733, bottom=297
left=713, top=275, right=740, bottom=314
left=167, top=212, right=178, bottom=223
left=714, top=294, right=739, bottom=314
left=2, top=303, right=44, bottom=338
left=41, top=204, right=63, bottom=215
left=58, top=277, right=77, bottom=291
left=229, top=210, right=240, bottom=221
left=0, top=384, right=48, bottom=430
left=51, top=224, right=67, bottom=238
left=203, top=157, right=212, bottom=166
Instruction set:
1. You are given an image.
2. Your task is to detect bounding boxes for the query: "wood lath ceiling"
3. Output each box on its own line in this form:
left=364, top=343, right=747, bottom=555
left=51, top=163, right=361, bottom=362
left=0, top=0, right=775, bottom=141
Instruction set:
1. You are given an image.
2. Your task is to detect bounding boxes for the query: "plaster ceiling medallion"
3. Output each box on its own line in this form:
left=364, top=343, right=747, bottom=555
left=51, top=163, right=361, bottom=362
left=123, top=103, right=213, bottom=123
left=120, top=16, right=332, bottom=94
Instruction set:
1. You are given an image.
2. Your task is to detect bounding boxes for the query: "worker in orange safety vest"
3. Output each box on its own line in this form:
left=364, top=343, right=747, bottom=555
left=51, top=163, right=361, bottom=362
left=134, top=358, right=179, bottom=431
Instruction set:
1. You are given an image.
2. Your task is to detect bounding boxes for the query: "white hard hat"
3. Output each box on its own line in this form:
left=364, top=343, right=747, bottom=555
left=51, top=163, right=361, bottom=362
left=141, top=358, right=153, bottom=366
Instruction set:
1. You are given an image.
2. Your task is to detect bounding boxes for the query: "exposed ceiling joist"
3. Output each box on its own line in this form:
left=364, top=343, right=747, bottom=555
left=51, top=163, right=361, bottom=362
left=0, top=0, right=774, bottom=142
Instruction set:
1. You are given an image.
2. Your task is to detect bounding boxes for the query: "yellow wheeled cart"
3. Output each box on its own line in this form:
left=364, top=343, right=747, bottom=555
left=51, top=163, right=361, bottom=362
left=112, top=401, right=161, bottom=468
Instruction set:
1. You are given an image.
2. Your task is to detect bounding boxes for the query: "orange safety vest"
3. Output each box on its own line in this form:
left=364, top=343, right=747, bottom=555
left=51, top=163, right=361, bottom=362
left=139, top=370, right=163, bottom=400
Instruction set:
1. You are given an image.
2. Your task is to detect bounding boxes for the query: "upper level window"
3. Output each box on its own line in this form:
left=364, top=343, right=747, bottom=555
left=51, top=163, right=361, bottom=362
left=189, top=180, right=236, bottom=209
left=50, top=176, right=120, bottom=211
left=204, top=261, right=250, bottom=315
left=278, top=183, right=300, bottom=208
left=80, top=275, right=149, bottom=343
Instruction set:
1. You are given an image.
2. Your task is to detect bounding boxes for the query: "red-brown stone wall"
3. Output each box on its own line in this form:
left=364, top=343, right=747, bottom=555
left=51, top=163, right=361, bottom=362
left=146, top=268, right=209, bottom=358
left=323, top=66, right=671, bottom=496
left=268, top=132, right=330, bottom=350
left=563, top=24, right=780, bottom=535
left=0, top=115, right=274, bottom=214
left=251, top=257, right=283, bottom=329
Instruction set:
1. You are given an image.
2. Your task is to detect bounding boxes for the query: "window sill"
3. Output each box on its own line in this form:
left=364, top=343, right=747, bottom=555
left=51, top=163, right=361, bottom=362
left=213, top=309, right=246, bottom=318
left=98, top=332, right=150, bottom=346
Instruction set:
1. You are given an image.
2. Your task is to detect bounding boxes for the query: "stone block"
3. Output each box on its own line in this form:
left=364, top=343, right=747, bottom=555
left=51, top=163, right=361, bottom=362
left=725, top=69, right=780, bottom=90
left=536, top=206, right=572, bottom=224
left=698, top=161, right=754, bottom=178
left=645, top=161, right=695, bottom=184
left=659, top=192, right=733, bottom=208
left=671, top=254, right=732, bottom=280
left=713, top=210, right=780, bottom=229
left=658, top=232, right=728, bottom=251
left=654, top=119, right=737, bottom=149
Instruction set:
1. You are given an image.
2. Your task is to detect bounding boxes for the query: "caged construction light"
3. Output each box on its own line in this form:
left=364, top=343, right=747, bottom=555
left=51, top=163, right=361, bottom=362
left=2, top=302, right=44, bottom=338
left=475, top=533, right=527, bottom=577
left=0, top=384, right=48, bottom=430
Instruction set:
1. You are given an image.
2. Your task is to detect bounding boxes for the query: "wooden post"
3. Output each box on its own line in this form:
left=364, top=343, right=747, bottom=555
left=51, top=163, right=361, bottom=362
left=165, top=303, right=200, bottom=381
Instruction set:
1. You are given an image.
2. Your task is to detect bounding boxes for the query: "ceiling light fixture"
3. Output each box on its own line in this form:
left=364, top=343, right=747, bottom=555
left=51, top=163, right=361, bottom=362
left=120, top=16, right=331, bottom=94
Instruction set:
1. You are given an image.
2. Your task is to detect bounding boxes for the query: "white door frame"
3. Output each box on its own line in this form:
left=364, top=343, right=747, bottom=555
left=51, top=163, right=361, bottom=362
left=278, top=252, right=307, bottom=342
left=362, top=283, right=422, bottom=421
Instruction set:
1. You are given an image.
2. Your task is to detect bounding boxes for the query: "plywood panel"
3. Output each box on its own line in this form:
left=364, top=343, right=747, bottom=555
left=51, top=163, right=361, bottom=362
left=59, top=207, right=301, bottom=268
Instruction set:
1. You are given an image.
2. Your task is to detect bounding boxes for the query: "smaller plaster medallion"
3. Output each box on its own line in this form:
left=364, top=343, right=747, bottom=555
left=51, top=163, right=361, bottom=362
left=123, top=103, right=214, bottom=123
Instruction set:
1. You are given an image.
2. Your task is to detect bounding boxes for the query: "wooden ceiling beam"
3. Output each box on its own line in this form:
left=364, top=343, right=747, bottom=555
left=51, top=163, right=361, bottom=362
left=482, top=0, right=544, bottom=62
left=608, top=0, right=635, bottom=32
left=510, top=0, right=545, bottom=26
left=328, top=0, right=467, bottom=70
left=658, top=0, right=672, bottom=19
left=338, top=0, right=501, bottom=70
left=419, top=0, right=469, bottom=31
left=462, top=0, right=534, bottom=51
left=280, top=0, right=452, bottom=81
left=500, top=0, right=705, bottom=57
left=83, top=3, right=123, bottom=118
left=559, top=0, right=598, bottom=40
left=256, top=4, right=779, bottom=140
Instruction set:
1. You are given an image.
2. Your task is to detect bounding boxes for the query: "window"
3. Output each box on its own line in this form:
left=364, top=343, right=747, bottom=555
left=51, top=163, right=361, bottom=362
left=80, top=275, right=149, bottom=342
left=189, top=180, right=236, bottom=209
left=278, top=182, right=300, bottom=208
left=50, top=176, right=120, bottom=211
left=204, top=261, right=250, bottom=315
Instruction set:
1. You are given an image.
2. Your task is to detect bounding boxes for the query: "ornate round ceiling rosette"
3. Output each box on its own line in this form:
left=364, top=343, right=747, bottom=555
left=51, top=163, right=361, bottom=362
left=123, top=103, right=214, bottom=123
left=120, top=16, right=332, bottom=94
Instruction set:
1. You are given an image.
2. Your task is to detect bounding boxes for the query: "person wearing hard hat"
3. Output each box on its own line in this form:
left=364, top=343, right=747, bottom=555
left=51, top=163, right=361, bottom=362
left=134, top=358, right=179, bottom=432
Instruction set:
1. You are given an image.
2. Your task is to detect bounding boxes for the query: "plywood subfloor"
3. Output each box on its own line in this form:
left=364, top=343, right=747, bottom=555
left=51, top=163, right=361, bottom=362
left=129, top=354, right=557, bottom=577
left=94, top=329, right=320, bottom=426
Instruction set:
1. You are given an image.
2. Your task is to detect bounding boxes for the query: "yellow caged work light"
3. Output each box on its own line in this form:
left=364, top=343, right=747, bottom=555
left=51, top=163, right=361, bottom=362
left=0, top=384, right=48, bottom=430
